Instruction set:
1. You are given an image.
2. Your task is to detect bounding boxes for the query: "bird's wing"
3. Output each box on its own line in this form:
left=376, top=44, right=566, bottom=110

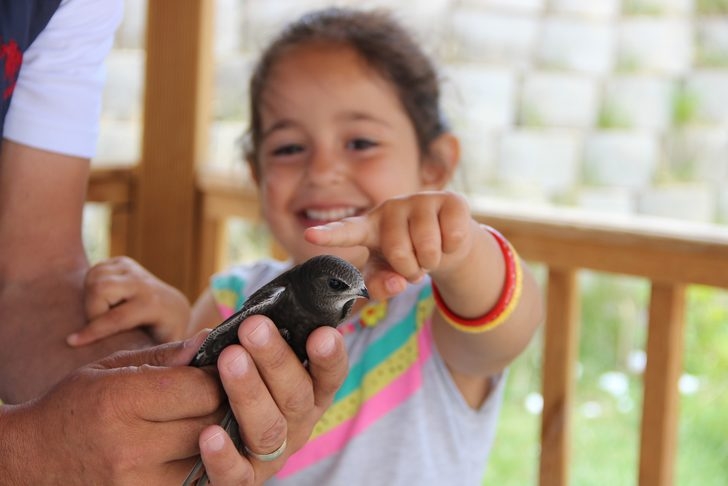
left=240, top=284, right=286, bottom=316
left=190, top=285, right=287, bottom=367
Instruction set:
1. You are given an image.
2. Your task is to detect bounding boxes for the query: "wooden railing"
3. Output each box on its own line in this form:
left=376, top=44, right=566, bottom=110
left=87, top=164, right=728, bottom=486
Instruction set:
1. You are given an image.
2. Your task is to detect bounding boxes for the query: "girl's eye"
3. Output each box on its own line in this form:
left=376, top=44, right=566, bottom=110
left=272, top=144, right=304, bottom=157
left=347, top=138, right=377, bottom=151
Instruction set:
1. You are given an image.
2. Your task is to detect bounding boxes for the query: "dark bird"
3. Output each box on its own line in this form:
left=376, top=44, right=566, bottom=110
left=183, top=254, right=368, bottom=485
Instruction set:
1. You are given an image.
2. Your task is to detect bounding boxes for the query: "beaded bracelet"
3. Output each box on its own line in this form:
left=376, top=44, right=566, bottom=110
left=432, top=225, right=523, bottom=333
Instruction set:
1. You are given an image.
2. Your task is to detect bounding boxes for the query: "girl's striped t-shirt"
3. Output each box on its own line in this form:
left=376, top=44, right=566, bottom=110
left=211, top=259, right=506, bottom=486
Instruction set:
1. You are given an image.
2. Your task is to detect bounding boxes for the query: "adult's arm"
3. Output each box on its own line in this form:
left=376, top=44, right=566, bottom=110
left=0, top=0, right=154, bottom=402
left=0, top=141, right=155, bottom=402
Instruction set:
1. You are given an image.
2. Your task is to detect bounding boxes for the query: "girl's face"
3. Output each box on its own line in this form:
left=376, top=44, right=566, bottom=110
left=254, top=44, right=442, bottom=267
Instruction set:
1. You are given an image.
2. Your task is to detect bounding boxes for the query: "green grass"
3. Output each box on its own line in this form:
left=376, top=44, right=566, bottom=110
left=678, top=383, right=728, bottom=484
left=672, top=87, right=701, bottom=128
left=597, top=103, right=632, bottom=130
left=483, top=276, right=728, bottom=485
left=696, top=0, right=728, bottom=14
left=623, top=0, right=666, bottom=16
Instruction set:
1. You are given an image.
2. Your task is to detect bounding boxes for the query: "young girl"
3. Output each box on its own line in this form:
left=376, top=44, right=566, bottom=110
left=71, top=7, right=543, bottom=484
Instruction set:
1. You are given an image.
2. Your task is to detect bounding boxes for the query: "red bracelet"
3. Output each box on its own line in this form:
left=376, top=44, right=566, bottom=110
left=432, top=225, right=523, bottom=333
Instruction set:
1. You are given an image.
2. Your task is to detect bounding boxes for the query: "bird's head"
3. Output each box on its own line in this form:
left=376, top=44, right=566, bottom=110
left=297, top=254, right=369, bottom=323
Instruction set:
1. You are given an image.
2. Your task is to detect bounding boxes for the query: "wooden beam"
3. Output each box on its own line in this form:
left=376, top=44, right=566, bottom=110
left=539, top=268, right=580, bottom=486
left=86, top=166, right=135, bottom=204
left=472, top=204, right=728, bottom=289
left=639, top=283, right=686, bottom=486
left=193, top=169, right=728, bottom=289
left=135, top=0, right=213, bottom=298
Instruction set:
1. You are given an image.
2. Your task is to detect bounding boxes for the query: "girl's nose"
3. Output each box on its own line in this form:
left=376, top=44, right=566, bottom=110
left=305, top=147, right=345, bottom=185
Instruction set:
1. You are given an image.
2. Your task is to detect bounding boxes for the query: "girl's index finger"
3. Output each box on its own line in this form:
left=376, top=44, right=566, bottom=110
left=304, top=216, right=377, bottom=248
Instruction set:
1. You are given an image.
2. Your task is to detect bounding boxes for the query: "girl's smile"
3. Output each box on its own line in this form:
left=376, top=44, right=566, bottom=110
left=254, top=43, right=427, bottom=265
left=298, top=206, right=364, bottom=227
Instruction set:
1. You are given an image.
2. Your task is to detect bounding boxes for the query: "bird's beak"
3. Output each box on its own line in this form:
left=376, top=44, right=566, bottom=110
left=358, top=286, right=370, bottom=300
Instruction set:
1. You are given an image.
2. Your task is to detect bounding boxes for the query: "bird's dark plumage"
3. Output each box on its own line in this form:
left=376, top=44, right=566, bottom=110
left=183, top=254, right=368, bottom=485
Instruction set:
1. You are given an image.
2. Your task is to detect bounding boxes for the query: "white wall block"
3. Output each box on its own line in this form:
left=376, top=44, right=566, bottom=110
left=537, top=17, right=615, bottom=74
left=584, top=132, right=659, bottom=188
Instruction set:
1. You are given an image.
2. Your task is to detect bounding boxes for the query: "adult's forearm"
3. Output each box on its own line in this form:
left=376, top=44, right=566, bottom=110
left=0, top=268, right=155, bottom=403
left=0, top=142, right=156, bottom=402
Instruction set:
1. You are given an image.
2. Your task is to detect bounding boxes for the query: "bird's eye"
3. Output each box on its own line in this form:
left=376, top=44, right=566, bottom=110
left=328, top=278, right=349, bottom=291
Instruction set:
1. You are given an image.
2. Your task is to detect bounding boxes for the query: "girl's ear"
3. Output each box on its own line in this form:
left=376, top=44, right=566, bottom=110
left=420, top=132, right=460, bottom=190
left=246, top=156, right=261, bottom=186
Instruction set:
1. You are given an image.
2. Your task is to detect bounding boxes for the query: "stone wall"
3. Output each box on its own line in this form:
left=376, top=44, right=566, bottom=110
left=100, top=0, right=728, bottom=224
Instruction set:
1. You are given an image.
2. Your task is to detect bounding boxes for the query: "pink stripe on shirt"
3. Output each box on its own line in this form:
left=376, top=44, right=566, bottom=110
left=276, top=322, right=434, bottom=479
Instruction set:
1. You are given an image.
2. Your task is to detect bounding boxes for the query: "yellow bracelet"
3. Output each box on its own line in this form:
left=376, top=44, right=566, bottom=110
left=432, top=225, right=523, bottom=333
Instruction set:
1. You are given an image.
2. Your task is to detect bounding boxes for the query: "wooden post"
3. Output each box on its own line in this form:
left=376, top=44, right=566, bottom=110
left=87, top=167, right=135, bottom=258
left=540, top=268, right=580, bottom=486
left=639, top=283, right=686, bottom=486
left=195, top=171, right=263, bottom=297
left=108, top=204, right=131, bottom=257
left=197, top=210, right=226, bottom=300
left=134, top=0, right=213, bottom=298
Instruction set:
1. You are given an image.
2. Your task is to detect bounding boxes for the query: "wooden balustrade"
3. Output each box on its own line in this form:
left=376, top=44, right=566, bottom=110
left=470, top=198, right=728, bottom=485
left=87, top=164, right=728, bottom=486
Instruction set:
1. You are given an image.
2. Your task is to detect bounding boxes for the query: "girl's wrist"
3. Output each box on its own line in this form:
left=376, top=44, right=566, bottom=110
left=432, top=225, right=523, bottom=333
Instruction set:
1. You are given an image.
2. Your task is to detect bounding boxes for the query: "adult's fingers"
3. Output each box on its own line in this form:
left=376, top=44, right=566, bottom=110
left=199, top=425, right=256, bottom=485
left=120, top=364, right=223, bottom=422
left=218, top=317, right=294, bottom=458
left=89, top=331, right=225, bottom=422
left=218, top=318, right=349, bottom=481
left=239, top=316, right=319, bottom=428
left=306, top=326, right=348, bottom=409
left=217, top=342, right=289, bottom=458
left=112, top=416, right=224, bottom=464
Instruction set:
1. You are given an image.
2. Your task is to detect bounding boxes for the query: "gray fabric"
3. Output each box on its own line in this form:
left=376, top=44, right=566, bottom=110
left=212, top=260, right=506, bottom=486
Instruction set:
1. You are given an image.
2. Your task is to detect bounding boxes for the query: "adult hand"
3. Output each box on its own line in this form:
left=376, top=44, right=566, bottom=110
left=198, top=315, right=349, bottom=484
left=0, top=333, right=232, bottom=486
left=1, top=318, right=349, bottom=486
